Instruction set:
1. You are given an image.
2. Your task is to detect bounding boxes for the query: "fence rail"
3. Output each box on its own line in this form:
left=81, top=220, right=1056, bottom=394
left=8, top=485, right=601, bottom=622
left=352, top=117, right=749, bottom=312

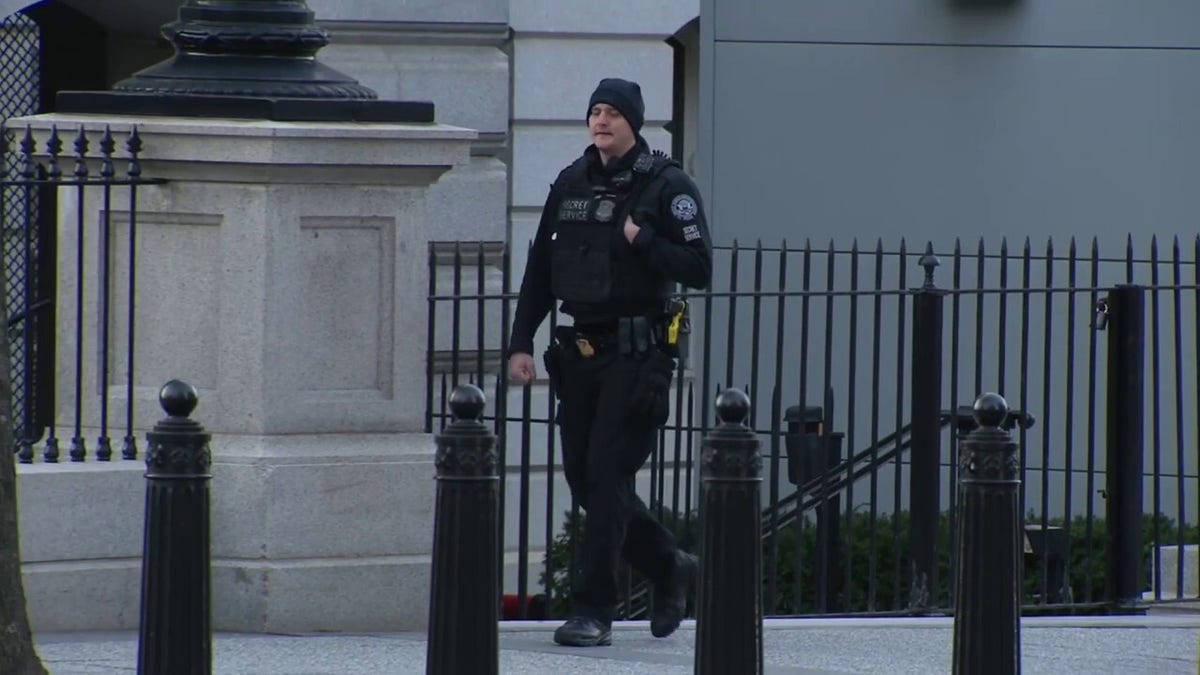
left=427, top=234, right=1200, bottom=619
left=3, top=123, right=166, bottom=463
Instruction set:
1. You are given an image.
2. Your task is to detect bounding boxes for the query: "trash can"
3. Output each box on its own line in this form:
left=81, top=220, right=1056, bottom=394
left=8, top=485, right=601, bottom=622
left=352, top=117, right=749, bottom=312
left=782, top=404, right=844, bottom=612
left=783, top=405, right=844, bottom=488
left=1024, top=524, right=1071, bottom=604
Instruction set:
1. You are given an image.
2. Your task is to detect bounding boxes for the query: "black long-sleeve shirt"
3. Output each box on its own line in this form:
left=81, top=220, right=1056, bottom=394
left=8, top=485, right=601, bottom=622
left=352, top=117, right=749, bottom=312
left=507, top=141, right=713, bottom=357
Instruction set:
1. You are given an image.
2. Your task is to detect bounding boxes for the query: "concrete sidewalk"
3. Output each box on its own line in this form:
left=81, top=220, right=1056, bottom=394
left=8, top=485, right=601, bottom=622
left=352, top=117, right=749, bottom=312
left=37, top=615, right=1199, bottom=674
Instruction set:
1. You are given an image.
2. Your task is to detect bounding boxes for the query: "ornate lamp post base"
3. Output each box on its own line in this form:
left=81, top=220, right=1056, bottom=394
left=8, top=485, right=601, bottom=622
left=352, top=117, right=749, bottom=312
left=113, top=54, right=377, bottom=101
left=54, top=91, right=434, bottom=123
left=55, top=0, right=434, bottom=123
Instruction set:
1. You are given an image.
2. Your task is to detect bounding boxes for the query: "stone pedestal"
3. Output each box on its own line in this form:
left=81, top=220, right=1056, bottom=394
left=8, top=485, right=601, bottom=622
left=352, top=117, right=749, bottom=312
left=1145, top=544, right=1200, bottom=601
left=14, top=113, right=502, bottom=632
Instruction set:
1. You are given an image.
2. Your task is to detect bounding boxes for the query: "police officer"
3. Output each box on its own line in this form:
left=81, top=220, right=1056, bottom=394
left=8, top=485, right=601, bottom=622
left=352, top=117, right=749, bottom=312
left=506, top=77, right=713, bottom=647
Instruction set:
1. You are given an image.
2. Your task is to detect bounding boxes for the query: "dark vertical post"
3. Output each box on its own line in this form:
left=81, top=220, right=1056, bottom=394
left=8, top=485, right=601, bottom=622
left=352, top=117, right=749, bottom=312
left=515, top=383, right=532, bottom=618
left=695, top=389, right=763, bottom=675
left=122, top=128, right=144, bottom=461
left=16, top=128, right=37, bottom=464
left=96, top=127, right=115, bottom=461
left=910, top=245, right=945, bottom=610
left=765, top=242, right=789, bottom=616
left=1104, top=284, right=1145, bottom=609
left=818, top=239, right=838, bottom=613
left=814, top=387, right=841, bottom=613
left=450, top=242, right=462, bottom=385
left=1083, top=239, right=1102, bottom=602
left=68, top=127, right=89, bottom=462
left=41, top=128, right=63, bottom=464
left=952, top=393, right=1021, bottom=675
left=137, top=380, right=212, bottom=675
left=427, top=384, right=499, bottom=675
left=424, top=243, right=437, bottom=434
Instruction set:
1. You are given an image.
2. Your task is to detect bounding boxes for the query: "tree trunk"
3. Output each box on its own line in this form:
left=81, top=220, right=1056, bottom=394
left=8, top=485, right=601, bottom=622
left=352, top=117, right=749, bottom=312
left=0, top=288, right=47, bottom=673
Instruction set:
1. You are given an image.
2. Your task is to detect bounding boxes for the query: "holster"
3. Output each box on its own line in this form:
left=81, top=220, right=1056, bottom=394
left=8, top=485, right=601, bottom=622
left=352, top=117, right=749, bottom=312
left=652, top=298, right=688, bottom=358
left=542, top=341, right=565, bottom=398
left=631, top=348, right=676, bottom=428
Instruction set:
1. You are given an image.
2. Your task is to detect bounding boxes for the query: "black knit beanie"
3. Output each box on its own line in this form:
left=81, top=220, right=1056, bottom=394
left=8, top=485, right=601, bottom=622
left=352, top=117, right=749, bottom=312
left=587, top=78, right=645, bottom=133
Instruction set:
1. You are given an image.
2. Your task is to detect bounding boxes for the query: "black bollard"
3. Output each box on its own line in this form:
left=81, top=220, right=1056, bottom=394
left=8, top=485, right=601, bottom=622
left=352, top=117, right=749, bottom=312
left=426, top=384, right=499, bottom=675
left=695, top=389, right=763, bottom=675
left=952, top=393, right=1021, bottom=675
left=137, top=380, right=213, bottom=675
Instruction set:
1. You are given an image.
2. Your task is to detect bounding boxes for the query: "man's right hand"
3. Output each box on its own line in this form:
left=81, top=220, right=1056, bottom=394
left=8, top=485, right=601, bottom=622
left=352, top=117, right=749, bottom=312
left=509, top=353, right=537, bottom=384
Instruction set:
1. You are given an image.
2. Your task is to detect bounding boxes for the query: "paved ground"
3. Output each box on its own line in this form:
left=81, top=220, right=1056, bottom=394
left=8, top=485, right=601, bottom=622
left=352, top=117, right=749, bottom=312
left=36, top=615, right=1199, bottom=674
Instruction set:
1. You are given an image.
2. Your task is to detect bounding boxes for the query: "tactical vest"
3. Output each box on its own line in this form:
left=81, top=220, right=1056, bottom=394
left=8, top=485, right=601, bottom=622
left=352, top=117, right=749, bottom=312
left=550, top=151, right=677, bottom=311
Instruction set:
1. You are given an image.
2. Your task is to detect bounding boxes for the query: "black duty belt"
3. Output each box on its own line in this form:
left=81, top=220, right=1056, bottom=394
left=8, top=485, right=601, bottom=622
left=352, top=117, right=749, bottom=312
left=562, top=316, right=657, bottom=358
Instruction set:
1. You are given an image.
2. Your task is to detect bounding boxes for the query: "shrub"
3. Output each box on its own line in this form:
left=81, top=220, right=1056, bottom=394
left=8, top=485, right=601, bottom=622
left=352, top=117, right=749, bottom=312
left=538, top=507, right=699, bottom=619
left=537, top=506, right=1198, bottom=617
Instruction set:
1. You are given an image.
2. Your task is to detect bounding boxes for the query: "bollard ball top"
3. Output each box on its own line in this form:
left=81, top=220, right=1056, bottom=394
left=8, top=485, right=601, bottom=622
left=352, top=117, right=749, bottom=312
left=972, top=392, right=1009, bottom=429
left=159, top=379, right=199, bottom=418
left=715, top=388, right=751, bottom=425
left=449, top=384, right=486, bottom=421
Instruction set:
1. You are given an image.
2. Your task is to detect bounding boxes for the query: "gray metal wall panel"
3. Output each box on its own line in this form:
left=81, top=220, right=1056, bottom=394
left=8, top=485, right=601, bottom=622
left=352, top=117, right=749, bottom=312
left=698, top=0, right=719, bottom=238
left=700, top=1, right=1200, bottom=523
left=714, top=1, right=1200, bottom=49
left=710, top=41, right=1200, bottom=246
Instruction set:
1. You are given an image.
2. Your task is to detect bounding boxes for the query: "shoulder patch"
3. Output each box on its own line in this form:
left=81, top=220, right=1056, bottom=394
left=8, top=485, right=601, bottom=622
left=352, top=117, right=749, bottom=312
left=670, top=193, right=698, bottom=222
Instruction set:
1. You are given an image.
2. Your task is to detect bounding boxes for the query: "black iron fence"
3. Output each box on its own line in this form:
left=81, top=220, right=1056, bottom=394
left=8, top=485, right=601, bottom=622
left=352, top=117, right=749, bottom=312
left=2, top=123, right=165, bottom=462
left=2, top=10, right=44, bottom=454
left=427, top=234, right=1200, bottom=619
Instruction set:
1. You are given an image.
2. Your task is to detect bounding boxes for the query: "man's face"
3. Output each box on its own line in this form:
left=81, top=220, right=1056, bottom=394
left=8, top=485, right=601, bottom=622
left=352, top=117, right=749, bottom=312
left=588, top=103, right=636, bottom=156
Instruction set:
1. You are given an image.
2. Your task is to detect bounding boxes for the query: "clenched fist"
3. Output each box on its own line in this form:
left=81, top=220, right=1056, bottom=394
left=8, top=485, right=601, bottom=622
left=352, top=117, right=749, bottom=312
left=509, top=353, right=536, bottom=384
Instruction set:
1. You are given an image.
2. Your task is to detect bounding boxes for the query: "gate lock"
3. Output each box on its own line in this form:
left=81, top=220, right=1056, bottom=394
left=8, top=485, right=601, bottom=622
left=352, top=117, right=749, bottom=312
left=1093, top=298, right=1109, bottom=331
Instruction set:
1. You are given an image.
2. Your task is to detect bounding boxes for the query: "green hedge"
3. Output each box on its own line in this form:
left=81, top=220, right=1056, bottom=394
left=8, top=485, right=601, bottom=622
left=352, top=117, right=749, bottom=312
left=538, top=508, right=1198, bottom=617
left=538, top=507, right=699, bottom=618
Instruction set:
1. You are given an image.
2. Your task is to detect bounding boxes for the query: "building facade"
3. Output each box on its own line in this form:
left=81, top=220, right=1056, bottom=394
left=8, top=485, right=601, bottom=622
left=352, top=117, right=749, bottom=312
left=2, top=0, right=703, bottom=633
left=5, top=0, right=1197, bottom=631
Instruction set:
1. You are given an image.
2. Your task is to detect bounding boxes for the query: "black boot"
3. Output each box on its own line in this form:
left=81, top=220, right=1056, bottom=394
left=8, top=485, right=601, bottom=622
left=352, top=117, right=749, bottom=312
left=650, top=551, right=697, bottom=638
left=553, top=616, right=612, bottom=647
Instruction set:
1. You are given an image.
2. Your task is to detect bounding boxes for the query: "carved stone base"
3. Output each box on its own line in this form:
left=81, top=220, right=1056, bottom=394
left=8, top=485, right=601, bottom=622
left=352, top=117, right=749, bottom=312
left=55, top=90, right=433, bottom=123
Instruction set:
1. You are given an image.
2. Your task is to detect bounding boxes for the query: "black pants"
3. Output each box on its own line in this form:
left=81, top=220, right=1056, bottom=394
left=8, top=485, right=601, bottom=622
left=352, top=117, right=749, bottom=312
left=553, top=334, right=678, bottom=622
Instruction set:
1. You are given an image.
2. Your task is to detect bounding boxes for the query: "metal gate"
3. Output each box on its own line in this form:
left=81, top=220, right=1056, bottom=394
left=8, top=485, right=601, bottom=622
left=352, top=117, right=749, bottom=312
left=427, top=236, right=1200, bottom=619
left=1, top=11, right=48, bottom=450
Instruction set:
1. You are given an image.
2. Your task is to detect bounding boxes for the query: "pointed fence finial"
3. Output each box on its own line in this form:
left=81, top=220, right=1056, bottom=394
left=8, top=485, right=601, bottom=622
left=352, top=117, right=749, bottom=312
left=919, top=242, right=940, bottom=289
